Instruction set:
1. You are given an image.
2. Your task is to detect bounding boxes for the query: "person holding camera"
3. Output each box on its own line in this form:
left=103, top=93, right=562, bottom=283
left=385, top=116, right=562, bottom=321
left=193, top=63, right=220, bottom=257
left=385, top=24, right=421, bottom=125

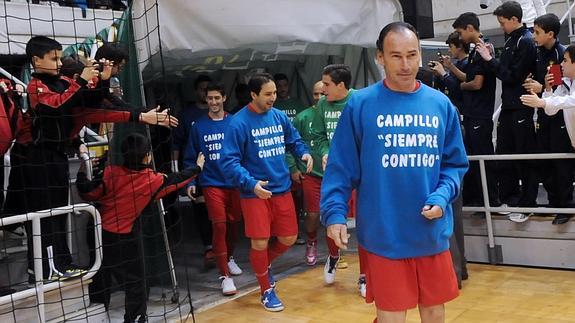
left=5, top=35, right=102, bottom=282
left=452, top=12, right=502, bottom=213
left=429, top=32, right=469, bottom=113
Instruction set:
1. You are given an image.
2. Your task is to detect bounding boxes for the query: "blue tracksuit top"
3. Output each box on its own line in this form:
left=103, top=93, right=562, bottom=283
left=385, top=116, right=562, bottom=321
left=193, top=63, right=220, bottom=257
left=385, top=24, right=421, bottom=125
left=320, top=82, right=469, bottom=259
left=221, top=105, right=309, bottom=198
left=183, top=113, right=233, bottom=188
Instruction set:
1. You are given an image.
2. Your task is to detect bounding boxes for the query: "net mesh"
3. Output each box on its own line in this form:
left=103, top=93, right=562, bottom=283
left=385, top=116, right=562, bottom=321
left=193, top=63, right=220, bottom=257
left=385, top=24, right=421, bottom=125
left=0, top=1, right=197, bottom=322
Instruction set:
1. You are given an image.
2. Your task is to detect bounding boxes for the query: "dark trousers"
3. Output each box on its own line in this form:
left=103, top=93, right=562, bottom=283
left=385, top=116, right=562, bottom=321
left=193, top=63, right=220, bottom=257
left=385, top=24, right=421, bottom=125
left=536, top=111, right=575, bottom=207
left=462, top=117, right=499, bottom=205
left=91, top=228, right=147, bottom=323
left=4, top=144, right=72, bottom=278
left=450, top=188, right=467, bottom=283
left=496, top=109, right=539, bottom=206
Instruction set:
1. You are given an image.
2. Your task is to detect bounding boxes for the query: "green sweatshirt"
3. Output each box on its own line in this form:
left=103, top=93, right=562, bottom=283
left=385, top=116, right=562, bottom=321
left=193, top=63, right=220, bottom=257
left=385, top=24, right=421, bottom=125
left=311, top=89, right=356, bottom=157
left=275, top=97, right=307, bottom=122
left=286, top=106, right=324, bottom=177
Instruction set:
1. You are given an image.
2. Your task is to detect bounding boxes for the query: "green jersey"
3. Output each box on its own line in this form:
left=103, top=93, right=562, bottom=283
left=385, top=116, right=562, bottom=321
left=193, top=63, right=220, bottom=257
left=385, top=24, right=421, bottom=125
left=311, top=89, right=356, bottom=157
left=275, top=97, right=307, bottom=122
left=286, top=106, right=324, bottom=177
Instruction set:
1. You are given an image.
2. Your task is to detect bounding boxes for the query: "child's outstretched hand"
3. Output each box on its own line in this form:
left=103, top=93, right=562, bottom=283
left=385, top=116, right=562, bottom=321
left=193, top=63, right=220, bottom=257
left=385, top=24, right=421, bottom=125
left=196, top=152, right=205, bottom=170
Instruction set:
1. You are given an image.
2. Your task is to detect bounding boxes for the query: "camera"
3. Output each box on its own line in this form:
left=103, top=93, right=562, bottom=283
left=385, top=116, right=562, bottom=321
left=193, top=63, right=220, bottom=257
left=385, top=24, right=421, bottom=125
left=427, top=61, right=437, bottom=68
left=94, top=63, right=104, bottom=73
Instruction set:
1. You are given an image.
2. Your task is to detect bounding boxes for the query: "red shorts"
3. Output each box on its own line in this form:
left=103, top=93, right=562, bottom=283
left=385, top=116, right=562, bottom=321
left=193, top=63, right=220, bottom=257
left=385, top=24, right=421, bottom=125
left=240, top=192, right=298, bottom=239
left=363, top=246, right=459, bottom=311
left=203, top=187, right=242, bottom=223
left=301, top=175, right=322, bottom=213
left=348, top=190, right=357, bottom=218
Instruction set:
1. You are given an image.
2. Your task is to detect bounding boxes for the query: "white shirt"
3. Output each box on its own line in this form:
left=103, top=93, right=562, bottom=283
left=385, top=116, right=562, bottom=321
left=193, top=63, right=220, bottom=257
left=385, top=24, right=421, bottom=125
left=542, top=77, right=575, bottom=149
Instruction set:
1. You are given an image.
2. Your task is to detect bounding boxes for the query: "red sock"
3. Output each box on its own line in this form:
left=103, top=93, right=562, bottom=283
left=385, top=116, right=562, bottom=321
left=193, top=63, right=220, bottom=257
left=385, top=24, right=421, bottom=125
left=307, top=230, right=317, bottom=242
left=212, top=222, right=229, bottom=276
left=267, top=240, right=291, bottom=264
left=326, top=236, right=340, bottom=258
left=226, top=221, right=239, bottom=258
left=250, top=248, right=271, bottom=294
left=359, top=244, right=368, bottom=275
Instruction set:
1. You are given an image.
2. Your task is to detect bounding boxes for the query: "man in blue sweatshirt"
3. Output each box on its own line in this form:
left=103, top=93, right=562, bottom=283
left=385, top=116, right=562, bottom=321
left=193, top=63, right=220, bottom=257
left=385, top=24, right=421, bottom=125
left=183, top=83, right=243, bottom=297
left=320, top=22, right=468, bottom=323
left=221, top=73, right=313, bottom=312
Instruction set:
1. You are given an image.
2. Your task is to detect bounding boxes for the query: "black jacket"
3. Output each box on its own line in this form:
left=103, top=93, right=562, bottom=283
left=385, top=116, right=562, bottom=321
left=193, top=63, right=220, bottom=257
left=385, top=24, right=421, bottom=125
left=486, top=26, right=537, bottom=110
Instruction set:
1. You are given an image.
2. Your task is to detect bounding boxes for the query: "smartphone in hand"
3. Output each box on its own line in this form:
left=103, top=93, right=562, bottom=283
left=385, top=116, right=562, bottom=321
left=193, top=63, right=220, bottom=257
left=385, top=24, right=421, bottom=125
left=549, top=64, right=562, bottom=85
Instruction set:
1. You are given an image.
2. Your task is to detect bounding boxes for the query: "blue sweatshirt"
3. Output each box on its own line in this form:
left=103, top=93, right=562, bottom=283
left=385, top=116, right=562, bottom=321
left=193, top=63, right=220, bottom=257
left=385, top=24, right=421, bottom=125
left=320, top=82, right=468, bottom=259
left=221, top=105, right=309, bottom=198
left=182, top=113, right=233, bottom=188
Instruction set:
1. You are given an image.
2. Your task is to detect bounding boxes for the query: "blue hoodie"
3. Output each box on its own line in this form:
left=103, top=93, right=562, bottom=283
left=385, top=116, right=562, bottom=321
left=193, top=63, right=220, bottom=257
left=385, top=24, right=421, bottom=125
left=182, top=113, right=233, bottom=188
left=221, top=105, right=309, bottom=198
left=320, top=82, right=468, bottom=259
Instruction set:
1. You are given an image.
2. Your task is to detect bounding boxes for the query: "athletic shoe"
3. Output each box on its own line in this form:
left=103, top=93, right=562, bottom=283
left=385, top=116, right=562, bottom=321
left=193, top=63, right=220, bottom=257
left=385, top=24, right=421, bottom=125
left=305, top=240, right=318, bottom=266
left=336, top=256, right=348, bottom=269
left=204, top=249, right=216, bottom=269
left=261, top=288, right=284, bottom=312
left=220, top=276, right=237, bottom=296
left=228, top=257, right=243, bottom=276
left=268, top=266, right=276, bottom=288
left=508, top=212, right=531, bottom=223
left=494, top=203, right=511, bottom=215
left=358, top=276, right=366, bottom=298
left=552, top=214, right=573, bottom=225
left=295, top=234, right=306, bottom=245
left=50, top=268, right=86, bottom=281
left=323, top=255, right=339, bottom=284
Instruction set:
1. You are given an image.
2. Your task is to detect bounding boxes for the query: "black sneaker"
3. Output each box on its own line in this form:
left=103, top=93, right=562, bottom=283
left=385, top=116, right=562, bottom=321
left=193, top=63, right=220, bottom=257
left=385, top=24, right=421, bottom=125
left=552, top=214, right=573, bottom=225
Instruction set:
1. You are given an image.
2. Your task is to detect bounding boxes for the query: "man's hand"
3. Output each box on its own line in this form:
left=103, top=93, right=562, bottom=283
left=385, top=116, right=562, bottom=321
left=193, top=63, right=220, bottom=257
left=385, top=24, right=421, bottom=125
left=80, top=62, right=99, bottom=82
left=441, top=55, right=454, bottom=69
left=520, top=94, right=545, bottom=108
left=140, top=106, right=179, bottom=128
left=327, top=224, right=349, bottom=250
left=99, top=59, right=113, bottom=81
left=186, top=185, right=197, bottom=201
left=291, top=171, right=304, bottom=184
left=254, top=180, right=272, bottom=199
left=522, top=76, right=543, bottom=95
left=196, top=152, right=205, bottom=170
left=421, top=205, right=443, bottom=220
left=322, top=154, right=328, bottom=171
left=475, top=41, right=492, bottom=61
left=429, top=60, right=447, bottom=77
left=301, top=153, right=313, bottom=173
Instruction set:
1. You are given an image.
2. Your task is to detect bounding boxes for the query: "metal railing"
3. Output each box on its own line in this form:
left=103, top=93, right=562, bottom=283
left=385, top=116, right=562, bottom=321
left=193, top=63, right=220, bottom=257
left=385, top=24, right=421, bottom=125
left=0, top=204, right=102, bottom=323
left=462, top=152, right=575, bottom=264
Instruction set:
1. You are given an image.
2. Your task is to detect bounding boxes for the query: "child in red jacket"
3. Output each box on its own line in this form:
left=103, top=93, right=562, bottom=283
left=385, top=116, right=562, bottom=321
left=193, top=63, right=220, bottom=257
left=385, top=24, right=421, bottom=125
left=77, top=133, right=204, bottom=322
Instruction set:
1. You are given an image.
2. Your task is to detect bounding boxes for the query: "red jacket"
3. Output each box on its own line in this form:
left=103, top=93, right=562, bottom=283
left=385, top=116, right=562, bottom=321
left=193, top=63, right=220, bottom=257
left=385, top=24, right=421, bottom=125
left=25, top=73, right=142, bottom=148
left=77, top=164, right=201, bottom=234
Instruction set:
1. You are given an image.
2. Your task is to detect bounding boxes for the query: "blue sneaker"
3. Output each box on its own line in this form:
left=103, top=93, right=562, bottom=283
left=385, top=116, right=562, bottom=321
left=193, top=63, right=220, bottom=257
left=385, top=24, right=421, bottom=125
left=268, top=266, right=276, bottom=288
left=261, top=288, right=284, bottom=312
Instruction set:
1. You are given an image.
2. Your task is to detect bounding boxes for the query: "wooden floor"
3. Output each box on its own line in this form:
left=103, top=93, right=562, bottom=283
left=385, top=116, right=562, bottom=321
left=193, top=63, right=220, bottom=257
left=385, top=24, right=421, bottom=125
left=191, top=255, right=575, bottom=323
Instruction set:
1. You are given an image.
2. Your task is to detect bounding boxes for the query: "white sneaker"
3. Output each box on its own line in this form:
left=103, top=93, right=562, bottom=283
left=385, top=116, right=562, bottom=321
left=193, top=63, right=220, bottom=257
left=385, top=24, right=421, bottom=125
left=228, top=257, right=243, bottom=276
left=220, top=276, right=237, bottom=296
left=494, top=203, right=511, bottom=215
left=508, top=212, right=531, bottom=223
left=323, top=255, right=338, bottom=285
left=358, top=276, right=366, bottom=298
